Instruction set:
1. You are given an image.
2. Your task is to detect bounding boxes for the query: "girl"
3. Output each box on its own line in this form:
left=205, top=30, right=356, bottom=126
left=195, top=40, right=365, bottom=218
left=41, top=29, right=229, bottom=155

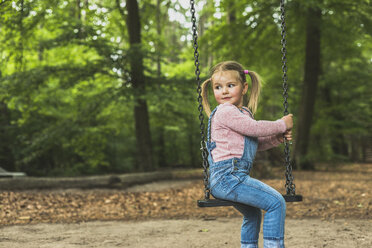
left=201, top=61, right=293, bottom=248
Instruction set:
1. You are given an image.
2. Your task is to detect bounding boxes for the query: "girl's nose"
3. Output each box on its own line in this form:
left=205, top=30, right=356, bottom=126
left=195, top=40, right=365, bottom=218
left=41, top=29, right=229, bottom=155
left=222, top=86, right=229, bottom=93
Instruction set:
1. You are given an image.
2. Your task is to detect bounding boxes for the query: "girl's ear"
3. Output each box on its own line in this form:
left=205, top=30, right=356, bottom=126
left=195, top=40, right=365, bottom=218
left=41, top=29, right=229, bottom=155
left=242, top=82, right=249, bottom=95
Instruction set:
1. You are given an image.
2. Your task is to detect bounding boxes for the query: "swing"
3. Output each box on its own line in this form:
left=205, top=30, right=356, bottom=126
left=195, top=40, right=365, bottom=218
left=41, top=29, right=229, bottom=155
left=190, top=0, right=303, bottom=207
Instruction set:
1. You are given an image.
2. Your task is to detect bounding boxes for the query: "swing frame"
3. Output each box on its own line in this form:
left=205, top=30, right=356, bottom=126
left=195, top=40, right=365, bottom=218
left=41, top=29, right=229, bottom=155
left=190, top=0, right=302, bottom=207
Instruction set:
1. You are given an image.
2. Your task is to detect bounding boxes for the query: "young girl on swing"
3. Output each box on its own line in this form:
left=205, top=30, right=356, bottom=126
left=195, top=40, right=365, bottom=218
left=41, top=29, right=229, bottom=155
left=201, top=61, right=293, bottom=248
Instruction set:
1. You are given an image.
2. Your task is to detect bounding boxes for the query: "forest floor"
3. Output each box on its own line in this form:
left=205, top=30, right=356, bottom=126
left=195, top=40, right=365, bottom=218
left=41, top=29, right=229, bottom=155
left=0, top=163, right=371, bottom=247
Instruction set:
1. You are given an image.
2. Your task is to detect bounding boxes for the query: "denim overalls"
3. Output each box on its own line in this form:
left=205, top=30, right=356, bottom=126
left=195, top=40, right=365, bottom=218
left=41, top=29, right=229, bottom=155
left=207, top=106, right=286, bottom=248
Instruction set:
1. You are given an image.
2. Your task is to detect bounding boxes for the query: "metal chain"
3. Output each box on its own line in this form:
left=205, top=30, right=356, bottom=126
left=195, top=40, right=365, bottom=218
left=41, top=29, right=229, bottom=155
left=190, top=0, right=210, bottom=200
left=280, top=0, right=296, bottom=196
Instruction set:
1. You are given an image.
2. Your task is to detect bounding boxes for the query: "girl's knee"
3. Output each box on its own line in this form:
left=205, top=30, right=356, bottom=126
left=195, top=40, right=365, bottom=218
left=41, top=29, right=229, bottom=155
left=271, top=194, right=286, bottom=213
left=279, top=195, right=286, bottom=211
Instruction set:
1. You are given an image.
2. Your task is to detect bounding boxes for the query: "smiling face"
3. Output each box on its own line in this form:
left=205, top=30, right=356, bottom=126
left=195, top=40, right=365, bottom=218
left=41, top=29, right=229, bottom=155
left=212, top=70, right=248, bottom=108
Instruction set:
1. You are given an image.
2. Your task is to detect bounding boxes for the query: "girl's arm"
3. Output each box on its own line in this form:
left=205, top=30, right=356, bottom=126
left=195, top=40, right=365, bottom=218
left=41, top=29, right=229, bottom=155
left=258, top=130, right=293, bottom=151
left=215, top=103, right=287, bottom=137
left=257, top=135, right=282, bottom=151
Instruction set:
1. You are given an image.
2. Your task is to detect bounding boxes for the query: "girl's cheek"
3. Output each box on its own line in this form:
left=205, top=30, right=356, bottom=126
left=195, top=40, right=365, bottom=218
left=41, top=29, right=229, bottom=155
left=214, top=92, right=222, bottom=102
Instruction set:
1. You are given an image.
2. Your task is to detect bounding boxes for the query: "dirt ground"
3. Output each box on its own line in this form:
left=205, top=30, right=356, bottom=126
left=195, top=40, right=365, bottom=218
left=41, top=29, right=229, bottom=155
left=1, top=163, right=371, bottom=247
left=1, top=218, right=371, bottom=248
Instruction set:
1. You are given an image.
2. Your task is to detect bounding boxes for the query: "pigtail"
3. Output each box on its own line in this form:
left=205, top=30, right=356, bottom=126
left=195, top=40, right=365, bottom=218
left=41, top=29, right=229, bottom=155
left=246, top=71, right=261, bottom=115
left=201, top=78, right=212, bottom=117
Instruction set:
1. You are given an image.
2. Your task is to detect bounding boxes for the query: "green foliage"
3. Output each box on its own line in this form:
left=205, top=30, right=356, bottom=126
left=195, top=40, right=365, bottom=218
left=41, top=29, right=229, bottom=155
left=0, top=0, right=371, bottom=176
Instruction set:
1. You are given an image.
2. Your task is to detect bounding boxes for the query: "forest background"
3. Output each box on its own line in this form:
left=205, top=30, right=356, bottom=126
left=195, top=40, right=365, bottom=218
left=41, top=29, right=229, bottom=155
left=0, top=0, right=371, bottom=177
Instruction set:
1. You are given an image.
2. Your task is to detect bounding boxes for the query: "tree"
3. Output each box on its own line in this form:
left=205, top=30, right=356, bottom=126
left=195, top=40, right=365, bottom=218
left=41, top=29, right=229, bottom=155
left=121, top=0, right=154, bottom=171
left=0, top=101, right=15, bottom=171
left=293, top=5, right=322, bottom=170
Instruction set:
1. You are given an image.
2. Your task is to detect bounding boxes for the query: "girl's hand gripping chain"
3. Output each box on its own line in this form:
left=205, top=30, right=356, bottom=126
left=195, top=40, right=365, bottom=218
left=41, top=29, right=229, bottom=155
left=277, top=130, right=292, bottom=143
left=281, top=114, right=293, bottom=144
left=281, top=114, right=293, bottom=130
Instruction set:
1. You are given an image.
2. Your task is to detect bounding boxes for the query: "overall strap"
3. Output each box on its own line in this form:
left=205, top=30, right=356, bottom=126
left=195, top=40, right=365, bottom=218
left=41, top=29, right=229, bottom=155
left=207, top=107, right=219, bottom=143
left=241, top=107, right=254, bottom=119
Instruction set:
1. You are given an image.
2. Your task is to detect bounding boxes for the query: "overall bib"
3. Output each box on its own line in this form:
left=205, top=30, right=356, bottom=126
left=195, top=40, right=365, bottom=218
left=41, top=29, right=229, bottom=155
left=207, top=106, right=286, bottom=248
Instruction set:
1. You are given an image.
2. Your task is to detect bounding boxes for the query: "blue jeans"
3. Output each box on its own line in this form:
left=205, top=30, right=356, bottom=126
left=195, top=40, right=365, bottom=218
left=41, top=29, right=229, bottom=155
left=209, top=159, right=286, bottom=248
left=207, top=105, right=286, bottom=248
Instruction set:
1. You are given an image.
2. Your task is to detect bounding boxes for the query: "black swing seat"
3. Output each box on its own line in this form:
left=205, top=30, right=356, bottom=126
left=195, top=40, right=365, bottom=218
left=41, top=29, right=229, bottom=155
left=283, top=194, right=303, bottom=202
left=198, top=194, right=302, bottom=207
left=197, top=198, right=243, bottom=208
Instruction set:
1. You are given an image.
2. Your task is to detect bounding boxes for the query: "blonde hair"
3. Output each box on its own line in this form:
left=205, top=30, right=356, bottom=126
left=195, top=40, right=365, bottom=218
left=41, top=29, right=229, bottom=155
left=201, top=61, right=261, bottom=117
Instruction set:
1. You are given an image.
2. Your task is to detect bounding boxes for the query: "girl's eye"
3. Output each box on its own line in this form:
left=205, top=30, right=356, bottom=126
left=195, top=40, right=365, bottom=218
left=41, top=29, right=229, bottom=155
left=228, top=84, right=235, bottom=88
left=215, top=85, right=221, bottom=90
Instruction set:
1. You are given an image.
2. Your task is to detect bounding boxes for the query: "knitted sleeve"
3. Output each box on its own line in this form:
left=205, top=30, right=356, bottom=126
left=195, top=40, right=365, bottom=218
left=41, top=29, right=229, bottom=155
left=257, top=135, right=282, bottom=151
left=214, top=103, right=287, bottom=137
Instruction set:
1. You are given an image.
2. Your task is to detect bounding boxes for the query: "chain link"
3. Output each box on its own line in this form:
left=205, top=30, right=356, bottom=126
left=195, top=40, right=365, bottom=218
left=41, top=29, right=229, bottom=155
left=280, top=0, right=296, bottom=196
left=190, top=0, right=210, bottom=200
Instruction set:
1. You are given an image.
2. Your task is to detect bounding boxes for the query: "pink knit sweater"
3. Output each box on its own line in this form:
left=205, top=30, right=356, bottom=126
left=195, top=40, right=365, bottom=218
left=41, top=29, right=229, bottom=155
left=210, top=103, right=287, bottom=162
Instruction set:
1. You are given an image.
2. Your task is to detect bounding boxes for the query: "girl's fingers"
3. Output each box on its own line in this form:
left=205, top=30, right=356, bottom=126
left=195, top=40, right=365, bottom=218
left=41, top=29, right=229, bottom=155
left=284, top=134, right=292, bottom=140
left=284, top=131, right=292, bottom=137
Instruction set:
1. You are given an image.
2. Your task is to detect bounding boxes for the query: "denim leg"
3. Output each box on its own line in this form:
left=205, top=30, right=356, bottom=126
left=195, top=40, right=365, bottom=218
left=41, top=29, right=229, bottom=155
left=234, top=176, right=286, bottom=248
left=234, top=204, right=261, bottom=248
left=263, top=238, right=285, bottom=248
left=210, top=167, right=286, bottom=247
left=213, top=174, right=286, bottom=247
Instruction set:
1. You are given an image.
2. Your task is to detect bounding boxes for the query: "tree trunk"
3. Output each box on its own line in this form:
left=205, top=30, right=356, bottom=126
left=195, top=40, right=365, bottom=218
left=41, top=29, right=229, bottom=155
left=156, top=0, right=162, bottom=78
left=186, top=117, right=197, bottom=167
left=155, top=0, right=166, bottom=168
left=227, top=0, right=236, bottom=24
left=331, top=134, right=348, bottom=157
left=124, top=0, right=154, bottom=171
left=16, top=0, right=25, bottom=71
left=76, top=0, right=81, bottom=20
left=323, top=87, right=348, bottom=158
left=362, top=136, right=372, bottom=163
left=0, top=101, right=15, bottom=171
left=350, top=136, right=360, bottom=162
left=294, top=7, right=322, bottom=170
left=157, top=126, right=167, bottom=167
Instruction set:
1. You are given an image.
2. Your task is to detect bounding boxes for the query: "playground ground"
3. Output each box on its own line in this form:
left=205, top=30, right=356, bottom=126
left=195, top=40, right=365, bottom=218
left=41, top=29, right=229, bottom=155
left=1, top=217, right=371, bottom=247
left=0, top=163, right=371, bottom=247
